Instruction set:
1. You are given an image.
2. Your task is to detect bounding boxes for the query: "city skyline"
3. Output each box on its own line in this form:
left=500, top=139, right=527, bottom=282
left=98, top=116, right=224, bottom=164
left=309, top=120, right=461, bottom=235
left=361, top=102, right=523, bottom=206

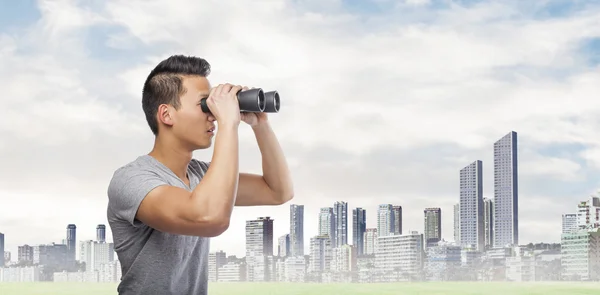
left=1, top=129, right=598, bottom=257
left=3, top=0, right=600, bottom=261
left=2, top=187, right=598, bottom=263
left=2, top=192, right=598, bottom=283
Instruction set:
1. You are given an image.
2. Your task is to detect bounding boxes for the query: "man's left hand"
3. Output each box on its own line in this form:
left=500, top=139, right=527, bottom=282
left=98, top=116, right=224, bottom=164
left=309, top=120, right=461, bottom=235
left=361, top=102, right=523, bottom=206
left=240, top=86, right=269, bottom=127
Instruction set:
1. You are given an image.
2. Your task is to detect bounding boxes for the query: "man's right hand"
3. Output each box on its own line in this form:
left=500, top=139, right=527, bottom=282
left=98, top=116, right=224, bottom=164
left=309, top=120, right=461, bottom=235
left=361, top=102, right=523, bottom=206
left=206, top=83, right=242, bottom=126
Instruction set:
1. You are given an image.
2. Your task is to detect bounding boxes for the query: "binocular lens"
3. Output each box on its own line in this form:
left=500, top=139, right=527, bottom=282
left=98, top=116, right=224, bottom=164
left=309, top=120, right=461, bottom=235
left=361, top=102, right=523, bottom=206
left=264, top=91, right=280, bottom=113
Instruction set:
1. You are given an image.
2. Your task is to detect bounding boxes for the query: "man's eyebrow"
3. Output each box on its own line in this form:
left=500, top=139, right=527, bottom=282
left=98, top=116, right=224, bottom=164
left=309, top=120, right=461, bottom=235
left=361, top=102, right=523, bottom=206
left=198, top=93, right=209, bottom=99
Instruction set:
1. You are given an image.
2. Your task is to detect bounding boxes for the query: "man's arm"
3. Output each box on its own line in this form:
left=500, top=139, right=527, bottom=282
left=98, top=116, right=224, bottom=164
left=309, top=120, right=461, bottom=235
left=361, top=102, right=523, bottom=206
left=235, top=121, right=294, bottom=206
left=108, top=123, right=240, bottom=238
left=139, top=123, right=240, bottom=236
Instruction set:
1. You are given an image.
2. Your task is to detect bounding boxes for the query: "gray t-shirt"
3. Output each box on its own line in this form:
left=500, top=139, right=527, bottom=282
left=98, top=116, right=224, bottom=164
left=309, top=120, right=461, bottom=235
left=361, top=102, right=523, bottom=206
left=107, top=154, right=211, bottom=295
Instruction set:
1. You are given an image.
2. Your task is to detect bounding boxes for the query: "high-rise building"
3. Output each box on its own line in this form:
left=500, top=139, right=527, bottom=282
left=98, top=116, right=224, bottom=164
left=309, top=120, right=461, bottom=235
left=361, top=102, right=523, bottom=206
left=352, top=208, right=366, bottom=255
left=66, top=224, right=77, bottom=262
left=245, top=216, right=274, bottom=281
left=577, top=195, right=600, bottom=230
left=309, top=235, right=332, bottom=272
left=364, top=228, right=377, bottom=255
left=319, top=207, right=336, bottom=246
left=562, top=213, right=578, bottom=234
left=493, top=131, right=519, bottom=248
left=334, top=201, right=348, bottom=247
left=484, top=198, right=494, bottom=248
left=0, top=232, right=4, bottom=267
left=208, top=250, right=228, bottom=282
left=290, top=204, right=304, bottom=256
left=374, top=231, right=424, bottom=275
left=392, top=205, right=402, bottom=235
left=79, top=240, right=115, bottom=272
left=246, top=217, right=274, bottom=257
left=560, top=228, right=600, bottom=281
left=453, top=203, right=460, bottom=244
left=18, top=245, right=33, bottom=264
left=377, top=204, right=394, bottom=237
left=278, top=234, right=290, bottom=257
left=96, top=224, right=106, bottom=242
left=424, top=208, right=441, bottom=247
left=459, top=160, right=484, bottom=251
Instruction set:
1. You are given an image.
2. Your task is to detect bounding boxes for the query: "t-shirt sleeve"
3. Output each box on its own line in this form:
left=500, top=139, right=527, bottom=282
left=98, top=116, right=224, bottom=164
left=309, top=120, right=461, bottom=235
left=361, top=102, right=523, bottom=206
left=191, top=159, right=210, bottom=176
left=107, top=166, right=167, bottom=227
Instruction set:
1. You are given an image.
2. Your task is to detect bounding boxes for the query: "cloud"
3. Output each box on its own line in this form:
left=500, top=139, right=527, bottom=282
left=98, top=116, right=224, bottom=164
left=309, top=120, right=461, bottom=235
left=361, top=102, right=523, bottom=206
left=2, top=0, right=600, bottom=258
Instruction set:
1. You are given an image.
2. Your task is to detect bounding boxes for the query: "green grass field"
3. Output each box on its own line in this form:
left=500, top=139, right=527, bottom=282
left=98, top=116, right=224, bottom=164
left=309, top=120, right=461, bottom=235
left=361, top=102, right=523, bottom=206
left=0, top=282, right=600, bottom=295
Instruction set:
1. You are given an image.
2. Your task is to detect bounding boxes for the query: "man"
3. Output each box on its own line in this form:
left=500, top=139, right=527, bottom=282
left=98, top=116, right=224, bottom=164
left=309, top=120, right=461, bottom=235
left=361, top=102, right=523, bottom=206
left=106, top=55, right=294, bottom=295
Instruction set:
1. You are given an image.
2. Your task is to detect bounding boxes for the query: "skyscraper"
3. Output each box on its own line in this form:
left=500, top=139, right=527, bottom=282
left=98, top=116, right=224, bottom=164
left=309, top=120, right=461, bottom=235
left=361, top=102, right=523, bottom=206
left=66, top=224, right=76, bottom=262
left=278, top=234, right=290, bottom=257
left=246, top=217, right=274, bottom=256
left=334, top=201, right=348, bottom=246
left=377, top=204, right=394, bottom=237
left=454, top=203, right=460, bottom=244
left=0, top=232, right=4, bottom=267
left=562, top=213, right=577, bottom=234
left=424, top=208, right=441, bottom=247
left=96, top=224, right=106, bottom=242
left=392, top=205, right=402, bottom=235
left=483, top=198, right=494, bottom=249
left=290, top=204, right=304, bottom=256
left=493, top=131, right=518, bottom=248
left=245, top=216, right=274, bottom=281
left=352, top=208, right=366, bottom=255
left=364, top=228, right=377, bottom=255
left=319, top=207, right=336, bottom=246
left=459, top=160, right=484, bottom=251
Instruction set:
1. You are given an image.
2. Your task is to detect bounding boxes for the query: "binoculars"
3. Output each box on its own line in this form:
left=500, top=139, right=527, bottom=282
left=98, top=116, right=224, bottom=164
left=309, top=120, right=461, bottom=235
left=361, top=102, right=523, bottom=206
left=200, top=88, right=280, bottom=113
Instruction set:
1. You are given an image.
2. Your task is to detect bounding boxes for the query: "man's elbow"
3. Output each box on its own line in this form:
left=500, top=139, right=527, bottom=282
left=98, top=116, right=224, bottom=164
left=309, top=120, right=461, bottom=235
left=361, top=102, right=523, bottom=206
left=195, top=215, right=231, bottom=237
left=273, top=190, right=294, bottom=205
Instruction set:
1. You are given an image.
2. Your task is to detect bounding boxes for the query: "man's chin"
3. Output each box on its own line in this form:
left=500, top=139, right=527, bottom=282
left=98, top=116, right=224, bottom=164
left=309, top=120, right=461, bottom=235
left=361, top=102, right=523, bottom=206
left=197, top=141, right=212, bottom=150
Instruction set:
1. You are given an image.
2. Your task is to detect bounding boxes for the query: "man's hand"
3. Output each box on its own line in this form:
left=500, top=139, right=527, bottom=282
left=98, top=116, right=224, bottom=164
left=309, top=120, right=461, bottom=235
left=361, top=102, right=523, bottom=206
left=240, top=86, right=269, bottom=127
left=207, top=83, right=243, bottom=127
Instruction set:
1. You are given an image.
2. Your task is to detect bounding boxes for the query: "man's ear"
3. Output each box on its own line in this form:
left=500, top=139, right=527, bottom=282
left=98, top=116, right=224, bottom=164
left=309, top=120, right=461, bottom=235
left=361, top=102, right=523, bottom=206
left=157, top=104, right=175, bottom=127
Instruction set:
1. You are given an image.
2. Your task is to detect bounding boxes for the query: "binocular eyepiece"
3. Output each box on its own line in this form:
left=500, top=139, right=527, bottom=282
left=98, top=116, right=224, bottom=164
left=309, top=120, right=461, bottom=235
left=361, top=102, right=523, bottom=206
left=200, top=88, right=280, bottom=113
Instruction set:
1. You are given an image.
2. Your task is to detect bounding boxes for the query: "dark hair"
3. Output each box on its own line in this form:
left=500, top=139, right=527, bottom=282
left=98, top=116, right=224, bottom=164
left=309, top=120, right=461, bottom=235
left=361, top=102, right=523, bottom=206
left=142, top=55, right=211, bottom=135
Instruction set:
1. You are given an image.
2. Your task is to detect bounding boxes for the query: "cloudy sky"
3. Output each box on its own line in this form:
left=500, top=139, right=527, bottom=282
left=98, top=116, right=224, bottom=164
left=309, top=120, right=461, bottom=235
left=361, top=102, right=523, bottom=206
left=1, top=0, right=600, bottom=258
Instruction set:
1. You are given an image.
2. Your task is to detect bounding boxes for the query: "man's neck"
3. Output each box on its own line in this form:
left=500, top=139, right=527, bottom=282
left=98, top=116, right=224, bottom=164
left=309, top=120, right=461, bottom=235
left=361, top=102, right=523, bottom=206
left=148, top=136, right=193, bottom=182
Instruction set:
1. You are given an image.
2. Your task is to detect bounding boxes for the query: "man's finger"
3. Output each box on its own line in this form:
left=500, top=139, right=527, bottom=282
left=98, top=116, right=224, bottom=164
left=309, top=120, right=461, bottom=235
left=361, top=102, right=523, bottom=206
left=231, top=85, right=243, bottom=97
left=220, top=83, right=233, bottom=94
left=207, top=85, right=219, bottom=100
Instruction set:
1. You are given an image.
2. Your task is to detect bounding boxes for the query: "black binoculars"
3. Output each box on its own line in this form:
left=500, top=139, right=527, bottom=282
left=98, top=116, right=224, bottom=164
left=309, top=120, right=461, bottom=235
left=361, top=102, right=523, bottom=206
left=200, top=88, right=280, bottom=113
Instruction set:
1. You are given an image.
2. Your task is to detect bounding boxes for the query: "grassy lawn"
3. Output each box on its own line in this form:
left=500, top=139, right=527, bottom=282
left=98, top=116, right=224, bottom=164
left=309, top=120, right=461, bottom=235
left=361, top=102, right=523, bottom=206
left=0, top=281, right=599, bottom=295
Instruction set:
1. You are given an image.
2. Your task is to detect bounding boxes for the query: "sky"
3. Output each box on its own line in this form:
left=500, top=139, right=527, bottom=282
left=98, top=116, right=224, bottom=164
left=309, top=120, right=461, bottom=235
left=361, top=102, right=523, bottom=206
left=1, top=0, right=600, bottom=258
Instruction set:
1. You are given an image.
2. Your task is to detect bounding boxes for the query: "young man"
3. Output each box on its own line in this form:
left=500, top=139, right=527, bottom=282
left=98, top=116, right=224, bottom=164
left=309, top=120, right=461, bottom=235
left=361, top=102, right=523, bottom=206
left=106, top=55, right=294, bottom=295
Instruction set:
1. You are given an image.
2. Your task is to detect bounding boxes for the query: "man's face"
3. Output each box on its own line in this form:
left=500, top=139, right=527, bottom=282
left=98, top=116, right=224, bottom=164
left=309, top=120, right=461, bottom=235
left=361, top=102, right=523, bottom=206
left=171, top=75, right=216, bottom=150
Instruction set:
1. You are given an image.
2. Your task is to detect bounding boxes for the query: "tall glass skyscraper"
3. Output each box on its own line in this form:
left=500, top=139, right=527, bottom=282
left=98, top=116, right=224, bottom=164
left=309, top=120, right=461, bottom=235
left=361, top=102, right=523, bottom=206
left=459, top=160, right=484, bottom=251
left=66, top=224, right=77, bottom=262
left=493, top=131, right=519, bottom=248
left=289, top=204, right=304, bottom=256
left=352, top=208, right=366, bottom=255
left=334, top=201, right=348, bottom=246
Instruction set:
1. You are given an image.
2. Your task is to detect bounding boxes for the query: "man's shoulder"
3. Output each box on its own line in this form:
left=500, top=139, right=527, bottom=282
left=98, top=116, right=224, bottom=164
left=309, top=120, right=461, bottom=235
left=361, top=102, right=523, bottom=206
left=109, top=155, right=158, bottom=181
left=107, top=155, right=166, bottom=200
left=106, top=155, right=169, bottom=225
